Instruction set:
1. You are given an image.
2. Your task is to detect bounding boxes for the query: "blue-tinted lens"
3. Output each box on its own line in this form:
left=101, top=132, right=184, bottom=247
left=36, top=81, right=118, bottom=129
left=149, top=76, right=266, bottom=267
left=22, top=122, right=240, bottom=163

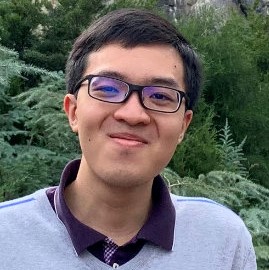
left=89, top=76, right=128, bottom=102
left=143, top=86, right=180, bottom=112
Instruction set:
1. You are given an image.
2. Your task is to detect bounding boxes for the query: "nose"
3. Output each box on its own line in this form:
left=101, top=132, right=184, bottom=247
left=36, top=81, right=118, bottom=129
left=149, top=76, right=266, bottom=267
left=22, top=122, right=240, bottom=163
left=113, top=93, right=151, bottom=125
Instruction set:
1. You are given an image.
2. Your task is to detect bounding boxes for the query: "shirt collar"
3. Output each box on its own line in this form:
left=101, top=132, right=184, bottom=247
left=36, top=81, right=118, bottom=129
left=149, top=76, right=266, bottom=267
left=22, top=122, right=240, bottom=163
left=55, top=159, right=175, bottom=255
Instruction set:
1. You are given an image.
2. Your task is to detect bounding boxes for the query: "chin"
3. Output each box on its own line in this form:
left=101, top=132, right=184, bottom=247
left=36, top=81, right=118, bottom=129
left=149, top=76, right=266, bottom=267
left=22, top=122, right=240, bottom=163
left=98, top=169, right=153, bottom=189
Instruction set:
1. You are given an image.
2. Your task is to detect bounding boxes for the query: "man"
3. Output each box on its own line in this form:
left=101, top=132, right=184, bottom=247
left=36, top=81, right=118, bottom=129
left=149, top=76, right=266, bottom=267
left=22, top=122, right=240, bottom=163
left=0, top=8, right=256, bottom=269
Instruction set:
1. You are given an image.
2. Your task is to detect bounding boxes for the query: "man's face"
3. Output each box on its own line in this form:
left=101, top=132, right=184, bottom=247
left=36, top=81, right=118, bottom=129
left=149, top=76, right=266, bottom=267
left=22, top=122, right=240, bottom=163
left=64, top=43, right=192, bottom=188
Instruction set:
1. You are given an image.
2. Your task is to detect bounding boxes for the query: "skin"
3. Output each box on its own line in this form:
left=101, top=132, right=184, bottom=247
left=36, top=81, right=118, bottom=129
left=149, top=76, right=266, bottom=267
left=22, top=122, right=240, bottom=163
left=63, top=43, right=193, bottom=245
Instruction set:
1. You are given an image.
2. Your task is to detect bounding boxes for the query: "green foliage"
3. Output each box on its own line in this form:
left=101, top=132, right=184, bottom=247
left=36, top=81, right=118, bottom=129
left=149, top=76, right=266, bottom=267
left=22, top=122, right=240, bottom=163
left=170, top=115, right=249, bottom=180
left=0, top=45, right=59, bottom=145
left=0, top=74, right=79, bottom=201
left=218, top=119, right=248, bottom=177
left=0, top=146, right=64, bottom=201
left=176, top=8, right=269, bottom=188
left=0, top=45, right=19, bottom=88
left=169, top=98, right=221, bottom=177
left=162, top=168, right=269, bottom=269
left=14, top=74, right=79, bottom=154
left=0, top=0, right=105, bottom=71
left=0, top=0, right=46, bottom=57
left=0, top=44, right=78, bottom=201
left=0, top=45, right=58, bottom=88
left=24, top=0, right=106, bottom=70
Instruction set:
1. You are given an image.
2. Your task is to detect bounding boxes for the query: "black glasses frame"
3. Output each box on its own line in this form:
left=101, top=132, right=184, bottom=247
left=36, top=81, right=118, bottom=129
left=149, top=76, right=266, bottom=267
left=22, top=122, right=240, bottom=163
left=74, top=74, right=189, bottom=113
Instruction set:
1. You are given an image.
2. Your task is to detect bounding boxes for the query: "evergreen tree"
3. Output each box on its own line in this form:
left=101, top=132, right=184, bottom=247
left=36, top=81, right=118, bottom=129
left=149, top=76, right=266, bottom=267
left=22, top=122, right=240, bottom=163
left=24, top=0, right=106, bottom=71
left=176, top=8, right=269, bottom=187
left=0, top=45, right=69, bottom=202
left=169, top=98, right=221, bottom=177
left=0, top=0, right=46, bottom=58
left=218, top=119, right=248, bottom=177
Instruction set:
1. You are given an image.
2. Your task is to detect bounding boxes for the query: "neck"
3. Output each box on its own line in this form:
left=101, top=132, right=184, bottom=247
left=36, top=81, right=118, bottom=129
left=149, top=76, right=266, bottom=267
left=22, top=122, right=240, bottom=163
left=64, top=159, right=153, bottom=246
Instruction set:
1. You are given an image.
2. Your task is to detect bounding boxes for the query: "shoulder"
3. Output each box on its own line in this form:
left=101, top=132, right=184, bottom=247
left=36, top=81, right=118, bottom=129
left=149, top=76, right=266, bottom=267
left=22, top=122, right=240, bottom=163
left=0, top=194, right=36, bottom=211
left=0, top=188, right=60, bottom=243
left=171, top=193, right=243, bottom=223
left=170, top=194, right=256, bottom=269
left=170, top=194, right=255, bottom=255
left=170, top=193, right=252, bottom=240
left=0, top=189, right=50, bottom=222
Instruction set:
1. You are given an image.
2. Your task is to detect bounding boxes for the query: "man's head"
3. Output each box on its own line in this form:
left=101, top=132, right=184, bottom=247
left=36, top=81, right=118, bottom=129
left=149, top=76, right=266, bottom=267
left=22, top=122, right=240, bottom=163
left=64, top=8, right=202, bottom=188
left=66, top=8, right=202, bottom=110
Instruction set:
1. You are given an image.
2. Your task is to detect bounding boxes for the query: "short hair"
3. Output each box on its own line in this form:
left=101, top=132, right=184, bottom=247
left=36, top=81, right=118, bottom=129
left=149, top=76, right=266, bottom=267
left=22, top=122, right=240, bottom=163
left=66, top=8, right=202, bottom=110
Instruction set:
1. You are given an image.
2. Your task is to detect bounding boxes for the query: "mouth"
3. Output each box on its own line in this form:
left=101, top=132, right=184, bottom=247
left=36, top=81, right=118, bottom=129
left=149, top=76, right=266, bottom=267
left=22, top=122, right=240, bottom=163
left=108, top=132, right=148, bottom=147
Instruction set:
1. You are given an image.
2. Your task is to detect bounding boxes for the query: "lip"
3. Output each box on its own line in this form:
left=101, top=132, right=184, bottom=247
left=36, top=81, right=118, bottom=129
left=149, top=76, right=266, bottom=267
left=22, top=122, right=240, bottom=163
left=108, top=132, right=148, bottom=145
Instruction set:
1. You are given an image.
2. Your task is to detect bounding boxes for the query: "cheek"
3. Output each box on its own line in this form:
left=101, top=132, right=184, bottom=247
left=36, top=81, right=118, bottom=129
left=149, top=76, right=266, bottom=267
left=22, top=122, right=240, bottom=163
left=75, top=103, right=110, bottom=146
left=157, top=119, right=182, bottom=157
left=161, top=119, right=182, bottom=143
left=75, top=107, right=96, bottom=143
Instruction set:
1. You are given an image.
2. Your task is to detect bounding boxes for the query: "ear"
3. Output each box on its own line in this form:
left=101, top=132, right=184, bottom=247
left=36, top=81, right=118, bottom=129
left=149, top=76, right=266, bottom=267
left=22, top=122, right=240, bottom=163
left=63, top=94, right=78, bottom=133
left=177, top=109, right=193, bottom=144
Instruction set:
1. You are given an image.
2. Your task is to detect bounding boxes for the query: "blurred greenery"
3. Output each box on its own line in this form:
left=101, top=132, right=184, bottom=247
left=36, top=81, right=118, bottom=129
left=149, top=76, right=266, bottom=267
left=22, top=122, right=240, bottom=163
left=175, top=7, right=269, bottom=187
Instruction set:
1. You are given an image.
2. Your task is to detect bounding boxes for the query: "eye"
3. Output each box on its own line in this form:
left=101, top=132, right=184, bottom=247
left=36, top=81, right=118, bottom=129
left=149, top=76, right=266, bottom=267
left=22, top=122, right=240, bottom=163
left=150, top=92, right=173, bottom=101
left=144, top=87, right=178, bottom=102
left=92, top=85, right=120, bottom=97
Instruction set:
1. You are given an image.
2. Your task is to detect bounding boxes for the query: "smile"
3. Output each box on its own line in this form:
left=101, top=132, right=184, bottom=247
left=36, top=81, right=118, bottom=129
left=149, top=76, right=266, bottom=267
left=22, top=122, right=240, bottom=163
left=109, top=133, right=148, bottom=147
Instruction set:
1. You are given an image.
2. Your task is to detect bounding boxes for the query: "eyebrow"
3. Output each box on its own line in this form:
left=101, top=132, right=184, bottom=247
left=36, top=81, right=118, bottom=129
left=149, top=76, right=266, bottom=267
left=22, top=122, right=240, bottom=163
left=94, top=70, right=181, bottom=89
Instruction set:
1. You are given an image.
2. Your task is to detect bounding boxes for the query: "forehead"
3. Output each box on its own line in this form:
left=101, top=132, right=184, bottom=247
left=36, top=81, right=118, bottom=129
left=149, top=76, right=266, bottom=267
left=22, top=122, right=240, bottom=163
left=84, top=43, right=185, bottom=90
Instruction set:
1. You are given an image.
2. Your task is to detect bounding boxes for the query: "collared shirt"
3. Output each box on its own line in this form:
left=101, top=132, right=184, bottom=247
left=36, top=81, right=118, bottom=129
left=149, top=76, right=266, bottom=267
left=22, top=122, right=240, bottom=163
left=46, top=159, right=175, bottom=267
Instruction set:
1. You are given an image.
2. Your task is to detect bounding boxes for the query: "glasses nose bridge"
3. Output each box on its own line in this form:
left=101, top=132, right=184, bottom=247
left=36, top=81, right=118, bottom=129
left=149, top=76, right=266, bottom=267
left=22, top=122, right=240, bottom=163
left=125, top=82, right=145, bottom=101
left=128, top=83, right=144, bottom=95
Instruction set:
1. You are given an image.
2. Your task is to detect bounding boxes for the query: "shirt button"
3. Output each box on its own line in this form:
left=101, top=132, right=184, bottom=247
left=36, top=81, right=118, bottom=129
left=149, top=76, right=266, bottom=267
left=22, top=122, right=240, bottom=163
left=113, top=263, right=119, bottom=268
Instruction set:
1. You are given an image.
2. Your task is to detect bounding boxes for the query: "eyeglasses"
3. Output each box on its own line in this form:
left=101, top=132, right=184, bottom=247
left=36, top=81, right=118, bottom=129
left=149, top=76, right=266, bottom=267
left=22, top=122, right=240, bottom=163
left=74, top=75, right=188, bottom=113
